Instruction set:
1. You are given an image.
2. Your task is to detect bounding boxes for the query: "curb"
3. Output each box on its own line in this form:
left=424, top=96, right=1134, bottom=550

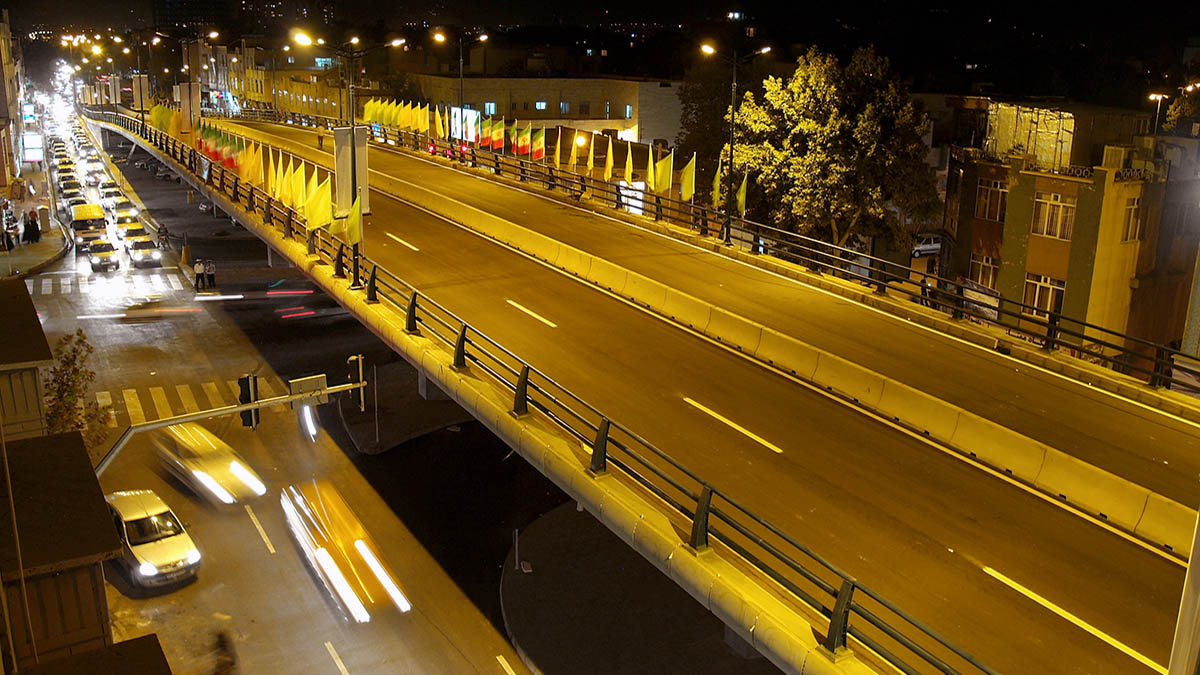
left=10, top=218, right=72, bottom=281
left=498, top=545, right=544, bottom=675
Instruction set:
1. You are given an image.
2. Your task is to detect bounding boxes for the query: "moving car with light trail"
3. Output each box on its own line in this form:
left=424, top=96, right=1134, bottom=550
left=106, top=490, right=201, bottom=587
left=281, top=480, right=412, bottom=623
left=151, top=422, right=267, bottom=506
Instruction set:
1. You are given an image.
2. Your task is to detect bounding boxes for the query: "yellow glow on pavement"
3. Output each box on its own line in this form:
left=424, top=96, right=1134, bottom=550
left=982, top=566, right=1165, bottom=674
left=683, top=397, right=783, bottom=454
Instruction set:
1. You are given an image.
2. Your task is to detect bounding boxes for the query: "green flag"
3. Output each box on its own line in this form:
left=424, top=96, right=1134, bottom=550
left=712, top=155, right=723, bottom=207
left=531, top=128, right=545, bottom=161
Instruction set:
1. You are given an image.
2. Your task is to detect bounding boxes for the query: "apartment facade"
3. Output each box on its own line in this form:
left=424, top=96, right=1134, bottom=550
left=944, top=101, right=1156, bottom=346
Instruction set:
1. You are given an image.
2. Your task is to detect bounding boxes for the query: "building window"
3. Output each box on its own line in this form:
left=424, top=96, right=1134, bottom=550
left=560, top=101, right=570, bottom=115
left=484, top=101, right=496, bottom=115
left=580, top=101, right=590, bottom=116
left=974, top=178, right=1008, bottom=222
left=605, top=101, right=610, bottom=119
left=511, top=102, right=517, bottom=111
left=1023, top=274, right=1066, bottom=318
left=1123, top=197, right=1142, bottom=241
left=1031, top=191, right=1076, bottom=241
left=535, top=100, right=547, bottom=111
left=523, top=101, right=529, bottom=110
left=969, top=254, right=999, bottom=290
left=625, top=104, right=633, bottom=119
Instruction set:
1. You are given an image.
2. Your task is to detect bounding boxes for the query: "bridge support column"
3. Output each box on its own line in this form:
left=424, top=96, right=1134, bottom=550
left=418, top=371, right=450, bottom=401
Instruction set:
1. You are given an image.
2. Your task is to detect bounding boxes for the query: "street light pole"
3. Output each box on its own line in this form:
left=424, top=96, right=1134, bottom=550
left=458, top=38, right=464, bottom=109
left=725, top=48, right=737, bottom=245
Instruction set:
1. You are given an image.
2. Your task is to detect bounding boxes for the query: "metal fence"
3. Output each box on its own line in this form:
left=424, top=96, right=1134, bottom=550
left=225, top=107, right=1200, bottom=395
left=89, top=107, right=999, bottom=675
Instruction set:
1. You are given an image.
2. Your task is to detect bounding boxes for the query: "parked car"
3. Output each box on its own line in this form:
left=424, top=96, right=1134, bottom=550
left=105, top=490, right=201, bottom=587
left=911, top=235, right=942, bottom=259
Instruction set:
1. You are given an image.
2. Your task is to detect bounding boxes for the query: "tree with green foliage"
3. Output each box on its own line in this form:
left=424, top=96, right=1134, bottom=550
left=43, top=329, right=110, bottom=450
left=720, top=46, right=940, bottom=248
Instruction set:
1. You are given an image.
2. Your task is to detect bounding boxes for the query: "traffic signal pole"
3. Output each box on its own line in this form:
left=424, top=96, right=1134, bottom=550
left=95, top=377, right=367, bottom=477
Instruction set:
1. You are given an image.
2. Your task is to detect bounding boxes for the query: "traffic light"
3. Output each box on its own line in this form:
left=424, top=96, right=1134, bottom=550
left=238, top=373, right=259, bottom=429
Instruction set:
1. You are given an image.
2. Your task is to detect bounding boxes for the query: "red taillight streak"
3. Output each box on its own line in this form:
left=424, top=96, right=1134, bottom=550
left=281, top=310, right=316, bottom=319
left=275, top=306, right=305, bottom=312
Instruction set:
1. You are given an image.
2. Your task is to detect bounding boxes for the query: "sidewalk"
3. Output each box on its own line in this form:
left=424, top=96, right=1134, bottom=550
left=1, top=166, right=69, bottom=279
left=501, top=503, right=782, bottom=675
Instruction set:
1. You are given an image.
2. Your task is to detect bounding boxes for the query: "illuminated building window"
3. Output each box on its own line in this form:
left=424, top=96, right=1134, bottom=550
left=534, top=101, right=547, bottom=110
left=625, top=104, right=633, bottom=119
left=1031, top=191, right=1075, bottom=241
left=560, top=101, right=570, bottom=115
left=1023, top=274, right=1066, bottom=317
left=969, top=253, right=999, bottom=290
left=975, top=178, right=1008, bottom=222
left=484, top=101, right=496, bottom=115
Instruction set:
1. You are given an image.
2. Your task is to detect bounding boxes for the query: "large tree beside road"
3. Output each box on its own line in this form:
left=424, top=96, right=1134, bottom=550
left=43, top=329, right=110, bottom=456
left=722, top=46, right=940, bottom=248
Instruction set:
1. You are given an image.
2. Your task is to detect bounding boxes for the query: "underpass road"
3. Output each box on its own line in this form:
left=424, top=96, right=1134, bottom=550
left=189, top=120, right=1186, bottom=673
left=231, top=120, right=1200, bottom=510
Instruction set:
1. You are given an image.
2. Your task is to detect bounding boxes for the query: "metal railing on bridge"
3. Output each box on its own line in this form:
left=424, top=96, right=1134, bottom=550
left=227, top=106, right=1199, bottom=396
left=89, top=105, right=999, bottom=675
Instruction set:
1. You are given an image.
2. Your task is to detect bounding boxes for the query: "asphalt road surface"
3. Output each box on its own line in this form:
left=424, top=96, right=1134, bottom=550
left=228, top=120, right=1200, bottom=510
left=161, top=120, right=1192, bottom=673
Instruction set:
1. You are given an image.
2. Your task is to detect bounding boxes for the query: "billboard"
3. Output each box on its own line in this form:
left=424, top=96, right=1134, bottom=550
left=21, top=132, right=43, bottom=163
left=449, top=107, right=480, bottom=143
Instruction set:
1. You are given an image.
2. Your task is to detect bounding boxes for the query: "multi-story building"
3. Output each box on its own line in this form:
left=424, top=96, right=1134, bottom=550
left=0, top=10, right=23, bottom=190
left=943, top=100, right=1156, bottom=346
left=153, top=0, right=232, bottom=31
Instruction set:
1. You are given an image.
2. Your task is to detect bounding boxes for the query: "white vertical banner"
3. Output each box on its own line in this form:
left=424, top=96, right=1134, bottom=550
left=179, top=82, right=202, bottom=131
left=1170, top=510, right=1200, bottom=675
left=172, top=84, right=181, bottom=103
left=107, top=76, right=120, bottom=106
left=333, top=126, right=369, bottom=216
left=132, top=75, right=150, bottom=111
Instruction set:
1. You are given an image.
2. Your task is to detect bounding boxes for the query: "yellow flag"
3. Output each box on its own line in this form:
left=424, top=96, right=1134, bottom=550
left=603, top=136, right=614, bottom=181
left=279, top=159, right=294, bottom=206
left=292, top=162, right=307, bottom=207
left=568, top=132, right=578, bottom=167
left=552, top=131, right=560, bottom=168
left=345, top=195, right=362, bottom=245
left=266, top=150, right=276, bottom=195
left=434, top=107, right=443, bottom=139
left=655, top=150, right=674, bottom=195
left=399, top=102, right=409, bottom=130
left=646, top=145, right=656, bottom=193
left=306, top=166, right=318, bottom=204
left=422, top=104, right=430, bottom=133
left=736, top=172, right=748, bottom=217
left=255, top=145, right=266, bottom=185
left=623, top=141, right=632, bottom=184
left=586, top=133, right=595, bottom=174
left=305, top=177, right=332, bottom=231
left=679, top=153, right=696, bottom=201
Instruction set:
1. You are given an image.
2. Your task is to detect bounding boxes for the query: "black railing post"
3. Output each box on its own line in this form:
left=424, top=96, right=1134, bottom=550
left=1151, top=345, right=1171, bottom=389
left=306, top=227, right=316, bottom=256
left=350, top=243, right=362, bottom=289
left=333, top=242, right=346, bottom=278
left=721, top=216, right=733, bottom=246
left=231, top=176, right=240, bottom=204
left=264, top=197, right=273, bottom=224
left=452, top=324, right=468, bottom=370
left=365, top=265, right=378, bottom=303
left=823, top=579, right=857, bottom=652
left=512, top=365, right=530, bottom=416
left=953, top=283, right=967, bottom=319
left=1043, top=313, right=1060, bottom=351
left=588, top=418, right=610, bottom=474
left=689, top=485, right=713, bottom=550
left=404, top=291, right=419, bottom=334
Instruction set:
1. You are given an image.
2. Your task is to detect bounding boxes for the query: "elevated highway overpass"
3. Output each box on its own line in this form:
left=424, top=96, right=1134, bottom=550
left=86, top=109, right=1187, bottom=675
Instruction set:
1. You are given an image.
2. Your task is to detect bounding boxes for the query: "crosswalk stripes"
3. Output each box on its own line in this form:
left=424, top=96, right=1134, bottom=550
left=122, top=389, right=146, bottom=425
left=22, top=272, right=189, bottom=297
left=96, top=376, right=290, bottom=431
left=96, top=391, right=117, bottom=428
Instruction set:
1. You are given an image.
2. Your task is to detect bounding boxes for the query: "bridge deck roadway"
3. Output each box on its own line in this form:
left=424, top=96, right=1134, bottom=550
left=232, top=121, right=1200, bottom=511
left=202, top=120, right=1182, bottom=673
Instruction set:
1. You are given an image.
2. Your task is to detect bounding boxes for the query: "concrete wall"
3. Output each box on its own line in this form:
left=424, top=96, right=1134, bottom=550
left=1084, top=170, right=1144, bottom=337
left=4, top=563, right=112, bottom=669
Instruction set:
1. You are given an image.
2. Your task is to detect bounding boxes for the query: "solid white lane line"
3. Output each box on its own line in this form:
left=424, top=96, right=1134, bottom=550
left=324, top=641, right=350, bottom=675
left=149, top=386, right=171, bottom=420
left=96, top=391, right=117, bottom=427
left=982, top=566, right=1165, bottom=674
left=176, top=384, right=199, bottom=413
left=496, top=655, right=517, bottom=675
left=682, top=397, right=783, bottom=454
left=506, top=299, right=557, bottom=328
left=122, top=389, right=146, bottom=425
left=385, top=232, right=420, bottom=251
left=244, top=505, right=275, bottom=554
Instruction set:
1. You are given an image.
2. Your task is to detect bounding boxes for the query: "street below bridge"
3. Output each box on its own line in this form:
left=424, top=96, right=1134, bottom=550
left=151, top=117, right=1191, bottom=673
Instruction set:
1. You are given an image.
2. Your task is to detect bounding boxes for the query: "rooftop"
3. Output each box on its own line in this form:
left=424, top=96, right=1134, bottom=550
left=0, top=432, right=120, bottom=578
left=0, top=279, right=52, bottom=369
left=25, top=634, right=172, bottom=674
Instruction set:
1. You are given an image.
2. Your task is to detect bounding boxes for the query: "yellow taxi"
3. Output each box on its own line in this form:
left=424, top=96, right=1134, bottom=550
left=281, top=480, right=412, bottom=623
left=87, top=238, right=121, bottom=272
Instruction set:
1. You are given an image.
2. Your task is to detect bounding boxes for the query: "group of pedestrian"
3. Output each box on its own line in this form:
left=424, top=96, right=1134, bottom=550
left=2, top=202, right=40, bottom=252
left=192, top=259, right=217, bottom=291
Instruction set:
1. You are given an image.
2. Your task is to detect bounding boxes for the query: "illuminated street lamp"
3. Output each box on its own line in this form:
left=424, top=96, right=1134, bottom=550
left=433, top=29, right=488, bottom=108
left=701, top=42, right=772, bottom=245
left=1149, top=93, right=1169, bottom=132
left=208, top=31, right=219, bottom=39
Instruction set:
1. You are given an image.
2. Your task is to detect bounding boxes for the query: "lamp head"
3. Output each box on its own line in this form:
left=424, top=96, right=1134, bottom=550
left=700, top=44, right=715, bottom=55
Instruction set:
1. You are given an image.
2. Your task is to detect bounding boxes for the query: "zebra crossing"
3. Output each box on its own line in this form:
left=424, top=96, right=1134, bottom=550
left=26, top=271, right=187, bottom=297
left=96, top=376, right=288, bottom=428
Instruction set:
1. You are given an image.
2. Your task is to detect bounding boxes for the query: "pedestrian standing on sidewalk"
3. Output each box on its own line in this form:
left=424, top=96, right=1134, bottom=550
left=193, top=259, right=205, bottom=291
left=205, top=259, right=216, bottom=289
left=26, top=209, right=39, bottom=242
